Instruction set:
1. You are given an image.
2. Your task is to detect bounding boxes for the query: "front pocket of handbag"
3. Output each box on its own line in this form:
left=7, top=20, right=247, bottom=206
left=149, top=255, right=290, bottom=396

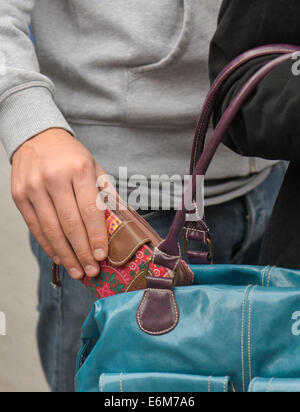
left=248, top=377, right=300, bottom=392
left=99, top=372, right=232, bottom=393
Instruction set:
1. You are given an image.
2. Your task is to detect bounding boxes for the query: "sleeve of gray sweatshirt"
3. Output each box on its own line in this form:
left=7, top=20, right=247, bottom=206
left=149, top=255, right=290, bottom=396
left=0, top=0, right=74, bottom=160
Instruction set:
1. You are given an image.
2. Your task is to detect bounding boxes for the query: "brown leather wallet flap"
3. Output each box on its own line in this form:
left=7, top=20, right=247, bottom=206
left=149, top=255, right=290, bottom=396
left=108, top=220, right=151, bottom=267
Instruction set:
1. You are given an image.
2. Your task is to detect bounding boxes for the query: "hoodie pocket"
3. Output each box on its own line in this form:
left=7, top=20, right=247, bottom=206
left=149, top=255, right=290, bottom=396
left=126, top=0, right=204, bottom=127
left=127, top=0, right=189, bottom=77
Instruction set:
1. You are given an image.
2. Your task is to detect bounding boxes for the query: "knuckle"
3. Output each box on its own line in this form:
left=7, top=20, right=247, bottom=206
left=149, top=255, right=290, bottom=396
left=26, top=176, right=42, bottom=193
left=11, top=186, right=26, bottom=203
left=83, top=202, right=99, bottom=219
left=73, top=158, right=93, bottom=177
left=62, top=216, right=79, bottom=235
left=42, top=221, right=58, bottom=239
left=43, top=168, right=61, bottom=184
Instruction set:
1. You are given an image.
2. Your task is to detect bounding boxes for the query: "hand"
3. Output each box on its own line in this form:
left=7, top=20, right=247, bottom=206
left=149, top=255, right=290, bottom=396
left=11, top=128, right=109, bottom=280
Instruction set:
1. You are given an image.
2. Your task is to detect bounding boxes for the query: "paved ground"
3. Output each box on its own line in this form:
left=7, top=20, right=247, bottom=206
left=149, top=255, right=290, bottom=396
left=0, top=144, right=49, bottom=392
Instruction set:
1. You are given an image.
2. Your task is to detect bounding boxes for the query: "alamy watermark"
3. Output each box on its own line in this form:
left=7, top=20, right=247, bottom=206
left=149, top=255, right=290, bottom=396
left=291, top=52, right=300, bottom=76
left=95, top=168, right=205, bottom=222
left=292, top=311, right=300, bottom=336
left=0, top=311, right=6, bottom=336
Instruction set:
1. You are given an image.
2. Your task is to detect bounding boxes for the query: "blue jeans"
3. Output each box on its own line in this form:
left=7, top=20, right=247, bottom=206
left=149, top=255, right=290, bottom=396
left=30, top=163, right=286, bottom=392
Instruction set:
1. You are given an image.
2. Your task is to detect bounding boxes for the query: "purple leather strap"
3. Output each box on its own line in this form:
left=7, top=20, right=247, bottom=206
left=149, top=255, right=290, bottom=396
left=154, top=46, right=300, bottom=271
left=189, top=44, right=300, bottom=174
left=184, top=44, right=300, bottom=265
left=137, top=277, right=179, bottom=335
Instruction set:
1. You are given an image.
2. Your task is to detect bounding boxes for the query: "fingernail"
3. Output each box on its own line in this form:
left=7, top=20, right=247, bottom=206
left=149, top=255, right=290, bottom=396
left=94, top=249, right=107, bottom=261
left=69, top=268, right=83, bottom=279
left=53, top=256, right=61, bottom=265
left=85, top=265, right=99, bottom=277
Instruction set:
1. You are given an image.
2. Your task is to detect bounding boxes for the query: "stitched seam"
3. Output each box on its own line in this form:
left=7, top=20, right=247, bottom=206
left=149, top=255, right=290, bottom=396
left=261, top=266, right=270, bottom=287
left=100, top=373, right=105, bottom=393
left=224, top=376, right=228, bottom=393
left=129, top=0, right=191, bottom=78
left=266, top=377, right=275, bottom=393
left=137, top=290, right=179, bottom=335
left=267, top=266, right=276, bottom=288
left=125, top=270, right=152, bottom=292
left=153, top=243, right=181, bottom=274
left=153, top=246, right=181, bottom=260
left=208, top=376, right=212, bottom=393
left=185, top=228, right=207, bottom=243
left=248, top=286, right=258, bottom=384
left=173, top=244, right=182, bottom=273
left=193, top=201, right=202, bottom=221
left=241, top=285, right=252, bottom=393
left=108, top=238, right=151, bottom=266
left=120, top=373, right=124, bottom=393
left=0, top=81, right=55, bottom=106
left=248, top=377, right=258, bottom=393
left=108, top=220, right=136, bottom=244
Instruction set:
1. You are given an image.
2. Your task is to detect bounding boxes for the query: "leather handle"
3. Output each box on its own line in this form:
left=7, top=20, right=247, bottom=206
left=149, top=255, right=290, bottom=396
left=189, top=44, right=300, bottom=175
left=153, top=46, right=300, bottom=271
left=184, top=44, right=300, bottom=265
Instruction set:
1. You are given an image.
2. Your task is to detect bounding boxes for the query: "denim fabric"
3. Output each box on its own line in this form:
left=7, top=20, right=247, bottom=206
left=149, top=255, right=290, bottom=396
left=30, top=163, right=286, bottom=392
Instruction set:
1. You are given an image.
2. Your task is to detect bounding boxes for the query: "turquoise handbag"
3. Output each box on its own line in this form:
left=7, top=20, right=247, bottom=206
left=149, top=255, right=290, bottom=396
left=76, top=45, right=300, bottom=393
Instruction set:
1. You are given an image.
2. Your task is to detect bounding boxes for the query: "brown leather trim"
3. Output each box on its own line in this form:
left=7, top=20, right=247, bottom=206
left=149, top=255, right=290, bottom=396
left=108, top=220, right=151, bottom=267
left=126, top=271, right=147, bottom=292
left=106, top=194, right=162, bottom=246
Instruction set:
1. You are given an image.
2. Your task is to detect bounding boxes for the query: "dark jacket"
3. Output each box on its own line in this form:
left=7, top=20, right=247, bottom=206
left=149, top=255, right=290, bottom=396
left=209, top=0, right=300, bottom=269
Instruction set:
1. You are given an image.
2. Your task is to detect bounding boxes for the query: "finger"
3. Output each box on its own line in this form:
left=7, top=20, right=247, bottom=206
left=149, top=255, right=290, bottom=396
left=27, top=187, right=84, bottom=279
left=15, top=197, right=58, bottom=263
left=73, top=165, right=108, bottom=262
left=47, top=181, right=101, bottom=277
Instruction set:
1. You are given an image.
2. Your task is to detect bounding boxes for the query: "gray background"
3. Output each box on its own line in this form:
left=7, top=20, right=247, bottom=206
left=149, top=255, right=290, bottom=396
left=0, top=144, right=49, bottom=392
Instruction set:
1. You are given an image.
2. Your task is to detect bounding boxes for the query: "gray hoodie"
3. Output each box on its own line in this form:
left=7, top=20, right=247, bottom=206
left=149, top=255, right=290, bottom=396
left=0, top=0, right=276, bottom=205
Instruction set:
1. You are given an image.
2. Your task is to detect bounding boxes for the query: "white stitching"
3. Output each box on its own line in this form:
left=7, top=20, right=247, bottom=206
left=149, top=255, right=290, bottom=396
left=241, top=285, right=252, bottom=393
left=173, top=244, right=182, bottom=273
left=100, top=373, right=105, bottom=393
left=108, top=220, right=136, bottom=244
left=193, top=201, right=202, bottom=221
left=185, top=228, right=207, bottom=242
left=208, top=376, right=212, bottom=393
left=267, top=266, right=276, bottom=288
left=120, top=373, right=124, bottom=393
left=153, top=246, right=181, bottom=260
left=224, top=376, right=228, bottom=393
left=248, top=377, right=258, bottom=393
left=248, top=285, right=258, bottom=384
left=266, top=377, right=275, bottom=393
left=108, top=238, right=151, bottom=266
left=261, top=266, right=270, bottom=287
left=137, top=289, right=179, bottom=335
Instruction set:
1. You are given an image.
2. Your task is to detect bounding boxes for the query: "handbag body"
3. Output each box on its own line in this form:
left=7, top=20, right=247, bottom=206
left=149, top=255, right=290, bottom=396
left=76, top=44, right=300, bottom=393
